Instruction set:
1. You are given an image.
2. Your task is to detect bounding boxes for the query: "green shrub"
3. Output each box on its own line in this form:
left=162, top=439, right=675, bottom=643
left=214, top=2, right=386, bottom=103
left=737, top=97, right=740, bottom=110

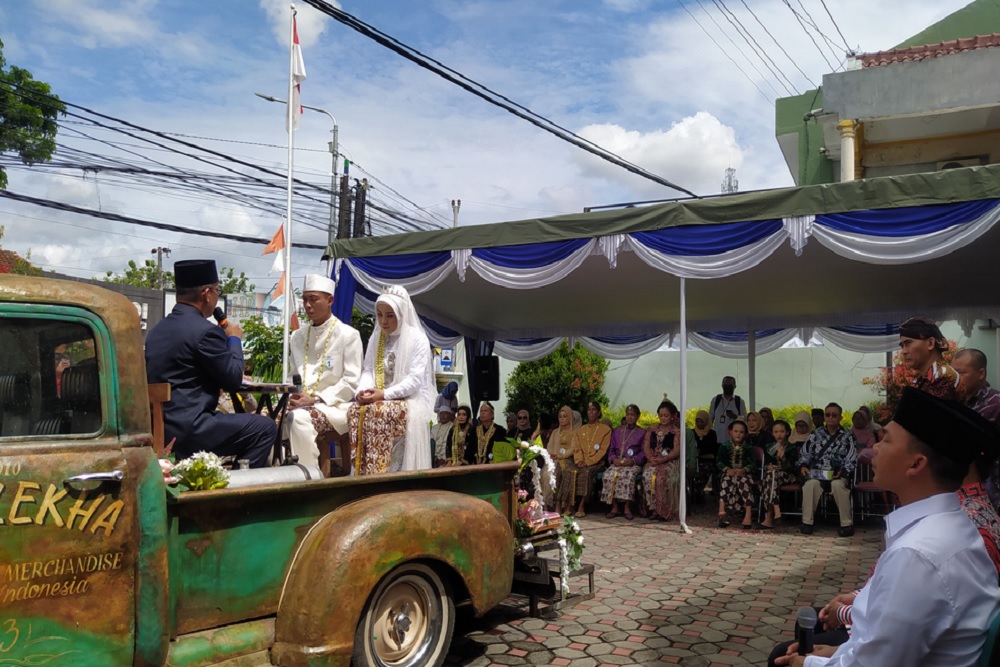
left=505, top=342, right=609, bottom=421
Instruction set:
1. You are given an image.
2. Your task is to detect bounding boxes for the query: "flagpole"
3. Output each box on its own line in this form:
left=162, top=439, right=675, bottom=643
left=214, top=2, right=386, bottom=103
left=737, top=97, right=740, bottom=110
left=281, top=3, right=297, bottom=383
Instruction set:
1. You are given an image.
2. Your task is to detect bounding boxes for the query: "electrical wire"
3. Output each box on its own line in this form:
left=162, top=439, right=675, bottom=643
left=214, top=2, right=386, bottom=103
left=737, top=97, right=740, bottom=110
left=301, top=0, right=698, bottom=198
left=818, top=0, right=853, bottom=53
left=675, top=0, right=776, bottom=104
left=710, top=0, right=798, bottom=96
left=737, top=0, right=816, bottom=88
left=781, top=0, right=836, bottom=70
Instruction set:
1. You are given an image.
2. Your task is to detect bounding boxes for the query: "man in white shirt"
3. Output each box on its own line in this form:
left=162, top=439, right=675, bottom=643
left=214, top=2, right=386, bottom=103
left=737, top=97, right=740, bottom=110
left=283, top=274, right=363, bottom=471
left=776, top=387, right=1000, bottom=667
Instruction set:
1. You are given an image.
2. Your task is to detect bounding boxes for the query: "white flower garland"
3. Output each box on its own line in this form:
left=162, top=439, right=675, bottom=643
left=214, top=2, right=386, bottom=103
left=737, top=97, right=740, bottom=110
left=557, top=537, right=570, bottom=596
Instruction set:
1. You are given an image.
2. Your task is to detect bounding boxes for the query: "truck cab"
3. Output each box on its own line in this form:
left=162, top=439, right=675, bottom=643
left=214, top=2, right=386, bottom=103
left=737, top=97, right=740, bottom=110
left=0, top=275, right=517, bottom=667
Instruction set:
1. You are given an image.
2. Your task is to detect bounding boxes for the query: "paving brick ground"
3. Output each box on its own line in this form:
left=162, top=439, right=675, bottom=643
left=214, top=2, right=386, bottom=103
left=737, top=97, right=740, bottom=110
left=446, top=501, right=885, bottom=667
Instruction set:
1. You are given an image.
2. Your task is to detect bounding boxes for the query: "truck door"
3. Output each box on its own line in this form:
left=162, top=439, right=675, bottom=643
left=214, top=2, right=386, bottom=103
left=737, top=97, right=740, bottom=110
left=0, top=307, right=137, bottom=666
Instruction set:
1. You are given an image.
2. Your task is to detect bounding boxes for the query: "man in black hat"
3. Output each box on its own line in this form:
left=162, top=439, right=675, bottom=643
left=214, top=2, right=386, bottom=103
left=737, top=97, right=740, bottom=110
left=145, top=259, right=275, bottom=467
left=775, top=387, right=1000, bottom=666
left=898, top=316, right=959, bottom=400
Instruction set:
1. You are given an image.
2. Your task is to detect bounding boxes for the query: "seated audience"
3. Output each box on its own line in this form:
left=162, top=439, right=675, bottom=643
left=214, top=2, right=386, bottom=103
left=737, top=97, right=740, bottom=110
left=856, top=405, right=883, bottom=442
left=546, top=405, right=577, bottom=514
left=466, top=401, right=507, bottom=465
left=716, top=419, right=756, bottom=528
left=444, top=405, right=473, bottom=466
left=694, top=409, right=720, bottom=494
left=811, top=408, right=825, bottom=430
left=532, top=411, right=554, bottom=446
left=797, top=403, right=857, bottom=536
left=760, top=419, right=799, bottom=529
left=568, top=402, right=612, bottom=517
left=601, top=403, right=646, bottom=520
left=953, top=348, right=1000, bottom=506
left=773, top=388, right=1000, bottom=667
left=430, top=405, right=454, bottom=467
left=849, top=408, right=875, bottom=450
left=435, top=380, right=459, bottom=414
left=510, top=409, right=533, bottom=441
left=350, top=285, right=435, bottom=474
left=641, top=400, right=681, bottom=522
left=505, top=412, right=518, bottom=436
left=789, top=410, right=813, bottom=445
left=746, top=410, right=775, bottom=448
left=759, top=406, right=775, bottom=434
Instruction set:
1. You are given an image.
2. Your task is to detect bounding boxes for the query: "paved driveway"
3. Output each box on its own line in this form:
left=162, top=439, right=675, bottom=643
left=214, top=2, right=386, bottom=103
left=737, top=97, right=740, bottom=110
left=447, top=503, right=884, bottom=666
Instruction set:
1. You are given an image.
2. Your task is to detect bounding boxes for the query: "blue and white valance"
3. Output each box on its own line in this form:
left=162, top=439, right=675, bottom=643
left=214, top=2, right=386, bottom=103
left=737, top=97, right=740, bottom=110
left=333, top=198, right=1000, bottom=360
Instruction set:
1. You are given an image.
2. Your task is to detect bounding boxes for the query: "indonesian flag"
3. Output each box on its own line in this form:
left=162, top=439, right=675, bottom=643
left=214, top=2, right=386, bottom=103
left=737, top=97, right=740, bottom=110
left=272, top=271, right=287, bottom=300
left=289, top=17, right=307, bottom=131
left=262, top=225, right=285, bottom=273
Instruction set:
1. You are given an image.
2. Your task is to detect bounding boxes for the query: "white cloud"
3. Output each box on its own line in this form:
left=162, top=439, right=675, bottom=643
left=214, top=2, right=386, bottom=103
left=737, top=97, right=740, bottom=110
left=37, top=0, right=158, bottom=49
left=575, top=112, right=743, bottom=197
left=259, top=0, right=334, bottom=49
left=602, top=0, right=649, bottom=12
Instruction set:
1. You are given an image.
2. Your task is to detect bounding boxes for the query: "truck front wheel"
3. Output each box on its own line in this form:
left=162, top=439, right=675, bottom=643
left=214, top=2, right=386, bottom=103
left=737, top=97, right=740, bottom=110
left=353, top=563, right=455, bottom=667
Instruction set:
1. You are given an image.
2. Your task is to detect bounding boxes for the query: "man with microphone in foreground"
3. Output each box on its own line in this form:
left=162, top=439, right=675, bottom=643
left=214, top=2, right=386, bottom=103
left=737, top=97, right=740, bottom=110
left=145, top=259, right=275, bottom=468
left=775, top=387, right=1000, bottom=666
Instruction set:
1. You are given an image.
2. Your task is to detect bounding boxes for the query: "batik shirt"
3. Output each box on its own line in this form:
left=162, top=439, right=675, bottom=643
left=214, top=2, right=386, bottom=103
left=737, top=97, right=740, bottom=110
left=797, top=426, right=858, bottom=476
left=913, top=361, right=960, bottom=401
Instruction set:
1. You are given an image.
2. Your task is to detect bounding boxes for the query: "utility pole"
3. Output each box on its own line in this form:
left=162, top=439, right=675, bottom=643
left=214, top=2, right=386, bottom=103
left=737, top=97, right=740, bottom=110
left=451, top=199, right=461, bottom=228
left=337, top=159, right=352, bottom=239
left=150, top=247, right=171, bottom=289
left=353, top=178, right=368, bottom=239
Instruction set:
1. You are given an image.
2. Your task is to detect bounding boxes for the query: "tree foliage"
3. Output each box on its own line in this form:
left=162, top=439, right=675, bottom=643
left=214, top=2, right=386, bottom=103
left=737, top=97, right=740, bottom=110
left=504, top=342, right=609, bottom=421
left=242, top=316, right=284, bottom=382
left=351, top=307, right=373, bottom=350
left=101, top=260, right=253, bottom=293
left=0, top=38, right=65, bottom=189
left=102, top=259, right=172, bottom=289
left=0, top=225, right=41, bottom=276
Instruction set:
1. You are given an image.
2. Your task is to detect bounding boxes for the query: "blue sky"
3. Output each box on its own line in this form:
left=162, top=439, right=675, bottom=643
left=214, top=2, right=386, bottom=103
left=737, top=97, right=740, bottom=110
left=0, top=0, right=972, bottom=289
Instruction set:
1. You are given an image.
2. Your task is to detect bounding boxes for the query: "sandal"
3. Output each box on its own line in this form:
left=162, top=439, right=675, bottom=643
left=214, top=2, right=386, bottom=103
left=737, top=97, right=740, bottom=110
left=605, top=511, right=619, bottom=519
left=759, top=523, right=773, bottom=530
left=624, top=512, right=634, bottom=521
left=742, top=523, right=753, bottom=530
left=717, top=515, right=730, bottom=528
left=574, top=511, right=587, bottom=519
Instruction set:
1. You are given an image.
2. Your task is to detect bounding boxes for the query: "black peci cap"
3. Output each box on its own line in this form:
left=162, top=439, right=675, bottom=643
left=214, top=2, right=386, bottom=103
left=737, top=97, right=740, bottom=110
left=893, top=387, right=1000, bottom=465
left=174, top=259, right=219, bottom=288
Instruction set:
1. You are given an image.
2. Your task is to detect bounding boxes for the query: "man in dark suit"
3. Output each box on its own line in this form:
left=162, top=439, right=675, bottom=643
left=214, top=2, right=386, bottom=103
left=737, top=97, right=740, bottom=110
left=145, top=259, right=274, bottom=467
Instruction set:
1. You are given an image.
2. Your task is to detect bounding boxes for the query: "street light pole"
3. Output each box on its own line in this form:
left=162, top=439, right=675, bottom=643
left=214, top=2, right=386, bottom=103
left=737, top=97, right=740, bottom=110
left=150, top=246, right=171, bottom=289
left=255, top=92, right=339, bottom=256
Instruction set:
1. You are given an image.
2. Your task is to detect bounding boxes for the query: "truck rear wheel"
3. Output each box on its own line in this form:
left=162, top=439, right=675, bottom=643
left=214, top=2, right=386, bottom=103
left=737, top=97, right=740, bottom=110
left=353, top=563, right=455, bottom=667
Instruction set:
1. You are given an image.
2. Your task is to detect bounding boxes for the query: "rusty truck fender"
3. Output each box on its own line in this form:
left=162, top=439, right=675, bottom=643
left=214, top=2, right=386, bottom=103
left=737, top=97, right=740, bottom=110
left=270, top=488, right=513, bottom=666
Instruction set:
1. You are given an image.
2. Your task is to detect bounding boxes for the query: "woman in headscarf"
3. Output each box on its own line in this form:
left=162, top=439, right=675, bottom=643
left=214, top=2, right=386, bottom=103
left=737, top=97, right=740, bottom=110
left=545, top=405, right=577, bottom=514
left=745, top=411, right=774, bottom=449
left=349, top=285, right=435, bottom=474
left=435, top=381, right=459, bottom=414
left=641, top=400, right=682, bottom=522
left=568, top=402, right=612, bottom=518
left=789, top=410, right=813, bottom=445
left=601, top=404, right=647, bottom=520
left=694, top=409, right=720, bottom=494
left=466, top=401, right=507, bottom=465
left=850, top=407, right=876, bottom=450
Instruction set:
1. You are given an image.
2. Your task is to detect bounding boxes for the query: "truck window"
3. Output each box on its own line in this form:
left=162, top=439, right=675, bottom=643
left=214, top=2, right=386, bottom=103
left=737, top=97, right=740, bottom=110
left=0, top=317, right=102, bottom=437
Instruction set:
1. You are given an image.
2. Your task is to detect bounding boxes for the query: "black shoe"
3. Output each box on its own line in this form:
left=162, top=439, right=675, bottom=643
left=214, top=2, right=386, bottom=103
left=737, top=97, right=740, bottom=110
left=800, top=523, right=814, bottom=535
left=838, top=525, right=855, bottom=537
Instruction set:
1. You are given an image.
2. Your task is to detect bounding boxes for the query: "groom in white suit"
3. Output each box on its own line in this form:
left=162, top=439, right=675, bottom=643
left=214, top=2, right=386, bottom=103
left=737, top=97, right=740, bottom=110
left=283, top=274, right=363, bottom=471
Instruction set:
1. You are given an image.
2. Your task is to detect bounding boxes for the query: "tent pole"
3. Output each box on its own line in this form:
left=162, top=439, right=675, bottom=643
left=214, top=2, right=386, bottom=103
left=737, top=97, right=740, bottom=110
left=748, top=328, right=756, bottom=411
left=679, top=278, right=691, bottom=534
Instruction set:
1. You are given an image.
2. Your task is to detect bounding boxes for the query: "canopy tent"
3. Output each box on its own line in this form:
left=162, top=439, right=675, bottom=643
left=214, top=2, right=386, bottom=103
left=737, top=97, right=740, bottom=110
left=328, top=164, right=1000, bottom=531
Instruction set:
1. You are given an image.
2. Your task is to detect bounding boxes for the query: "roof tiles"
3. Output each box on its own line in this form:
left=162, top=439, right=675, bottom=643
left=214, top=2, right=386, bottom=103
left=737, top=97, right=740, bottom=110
left=859, top=33, right=1000, bottom=68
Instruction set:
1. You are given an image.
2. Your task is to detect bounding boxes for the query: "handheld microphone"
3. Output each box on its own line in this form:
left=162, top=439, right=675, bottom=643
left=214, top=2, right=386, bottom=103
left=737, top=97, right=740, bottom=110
left=213, top=307, right=228, bottom=328
left=796, top=606, right=817, bottom=655
left=292, top=373, right=302, bottom=393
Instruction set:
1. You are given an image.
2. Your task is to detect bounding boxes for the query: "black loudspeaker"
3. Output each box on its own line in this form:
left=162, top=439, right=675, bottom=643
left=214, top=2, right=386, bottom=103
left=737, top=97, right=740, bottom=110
left=472, top=356, right=500, bottom=401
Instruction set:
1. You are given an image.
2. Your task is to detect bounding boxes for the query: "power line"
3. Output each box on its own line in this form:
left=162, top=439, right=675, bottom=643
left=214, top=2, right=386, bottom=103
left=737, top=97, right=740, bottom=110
left=818, top=0, right=853, bottom=53
left=781, top=0, right=836, bottom=70
left=301, top=0, right=698, bottom=198
left=675, top=0, right=776, bottom=104
left=793, top=0, right=844, bottom=61
left=709, top=0, right=797, bottom=96
left=737, top=0, right=817, bottom=88
left=0, top=190, right=327, bottom=250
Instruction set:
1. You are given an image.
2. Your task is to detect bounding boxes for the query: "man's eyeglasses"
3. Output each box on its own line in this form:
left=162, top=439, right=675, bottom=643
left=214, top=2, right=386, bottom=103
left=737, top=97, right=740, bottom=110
left=517, top=415, right=528, bottom=420
left=206, top=285, right=223, bottom=296
left=825, top=412, right=840, bottom=418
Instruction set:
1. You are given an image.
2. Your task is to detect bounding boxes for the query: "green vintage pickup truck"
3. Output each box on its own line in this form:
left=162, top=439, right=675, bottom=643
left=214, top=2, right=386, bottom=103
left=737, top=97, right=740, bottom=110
left=0, top=275, right=518, bottom=667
